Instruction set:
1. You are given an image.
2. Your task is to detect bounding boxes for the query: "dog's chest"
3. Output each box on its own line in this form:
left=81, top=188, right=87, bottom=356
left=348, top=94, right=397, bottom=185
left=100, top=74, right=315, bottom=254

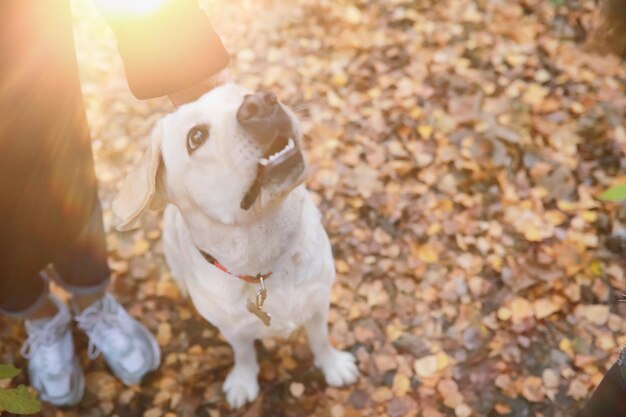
left=174, top=191, right=335, bottom=337
left=188, top=221, right=334, bottom=338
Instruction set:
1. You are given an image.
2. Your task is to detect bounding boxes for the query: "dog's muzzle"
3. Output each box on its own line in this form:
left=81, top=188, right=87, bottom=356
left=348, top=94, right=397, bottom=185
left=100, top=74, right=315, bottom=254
left=237, top=91, right=306, bottom=211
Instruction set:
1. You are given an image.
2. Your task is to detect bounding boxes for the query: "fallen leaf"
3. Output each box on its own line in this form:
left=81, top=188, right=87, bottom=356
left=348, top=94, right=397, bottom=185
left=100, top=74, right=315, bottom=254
left=575, top=305, right=610, bottom=326
left=289, top=382, right=305, bottom=398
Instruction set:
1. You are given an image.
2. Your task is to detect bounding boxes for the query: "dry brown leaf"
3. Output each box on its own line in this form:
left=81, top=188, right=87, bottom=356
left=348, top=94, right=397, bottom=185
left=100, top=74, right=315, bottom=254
left=533, top=298, right=561, bottom=320
left=521, top=376, right=544, bottom=402
left=392, top=373, right=412, bottom=397
left=575, top=305, right=611, bottom=326
left=414, top=352, right=451, bottom=378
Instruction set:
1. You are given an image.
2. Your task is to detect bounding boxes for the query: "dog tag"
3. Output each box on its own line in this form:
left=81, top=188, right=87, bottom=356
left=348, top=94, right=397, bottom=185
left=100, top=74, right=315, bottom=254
left=247, top=299, right=271, bottom=326
left=246, top=277, right=271, bottom=326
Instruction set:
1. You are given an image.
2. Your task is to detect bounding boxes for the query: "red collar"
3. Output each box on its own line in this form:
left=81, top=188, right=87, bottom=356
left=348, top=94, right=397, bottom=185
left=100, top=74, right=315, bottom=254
left=198, top=248, right=272, bottom=284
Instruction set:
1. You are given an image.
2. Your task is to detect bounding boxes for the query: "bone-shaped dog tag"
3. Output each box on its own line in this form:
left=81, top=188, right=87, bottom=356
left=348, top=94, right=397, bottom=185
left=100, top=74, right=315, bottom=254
left=246, top=277, right=271, bottom=326
left=247, top=299, right=271, bottom=326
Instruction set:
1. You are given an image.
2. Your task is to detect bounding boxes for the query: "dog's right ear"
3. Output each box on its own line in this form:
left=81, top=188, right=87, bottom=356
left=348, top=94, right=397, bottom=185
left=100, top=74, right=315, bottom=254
left=112, top=121, right=165, bottom=231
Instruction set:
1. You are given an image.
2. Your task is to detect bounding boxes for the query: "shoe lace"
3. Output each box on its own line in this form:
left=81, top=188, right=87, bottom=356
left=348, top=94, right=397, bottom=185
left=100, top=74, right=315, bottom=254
left=20, top=320, right=65, bottom=374
left=75, top=299, right=131, bottom=360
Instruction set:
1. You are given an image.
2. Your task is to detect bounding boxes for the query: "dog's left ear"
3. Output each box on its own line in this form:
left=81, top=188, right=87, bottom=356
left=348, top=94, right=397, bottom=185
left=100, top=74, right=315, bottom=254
left=112, top=121, right=165, bottom=231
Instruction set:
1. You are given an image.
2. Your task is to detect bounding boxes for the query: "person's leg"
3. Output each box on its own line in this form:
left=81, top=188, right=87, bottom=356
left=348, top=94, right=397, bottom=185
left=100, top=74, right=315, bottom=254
left=0, top=267, right=51, bottom=320
left=50, top=200, right=161, bottom=386
left=47, top=200, right=110, bottom=309
left=0, top=0, right=108, bottom=406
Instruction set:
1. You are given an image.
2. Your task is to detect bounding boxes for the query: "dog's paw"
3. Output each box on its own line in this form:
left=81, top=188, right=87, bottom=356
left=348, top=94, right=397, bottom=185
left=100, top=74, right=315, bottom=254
left=223, top=368, right=260, bottom=408
left=317, top=349, right=359, bottom=387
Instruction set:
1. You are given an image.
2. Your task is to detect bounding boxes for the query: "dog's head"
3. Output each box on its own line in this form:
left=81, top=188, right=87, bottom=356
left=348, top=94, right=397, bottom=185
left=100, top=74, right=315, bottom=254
left=113, top=83, right=307, bottom=230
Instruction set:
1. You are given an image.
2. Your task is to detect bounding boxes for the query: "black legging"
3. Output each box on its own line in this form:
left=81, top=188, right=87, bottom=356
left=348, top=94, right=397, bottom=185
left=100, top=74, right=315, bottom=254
left=0, top=199, right=110, bottom=318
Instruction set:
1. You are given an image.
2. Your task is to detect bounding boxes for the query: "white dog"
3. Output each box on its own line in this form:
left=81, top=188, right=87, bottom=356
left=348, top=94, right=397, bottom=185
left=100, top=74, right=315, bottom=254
left=112, top=83, right=358, bottom=407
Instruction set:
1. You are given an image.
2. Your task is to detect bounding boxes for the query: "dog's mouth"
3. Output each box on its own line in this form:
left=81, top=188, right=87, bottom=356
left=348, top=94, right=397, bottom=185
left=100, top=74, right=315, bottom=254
left=259, top=135, right=297, bottom=168
left=240, top=135, right=306, bottom=210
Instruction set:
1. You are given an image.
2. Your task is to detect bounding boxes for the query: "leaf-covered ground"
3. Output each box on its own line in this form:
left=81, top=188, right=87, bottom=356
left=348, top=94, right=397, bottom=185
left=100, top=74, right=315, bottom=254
left=1, top=0, right=626, bottom=416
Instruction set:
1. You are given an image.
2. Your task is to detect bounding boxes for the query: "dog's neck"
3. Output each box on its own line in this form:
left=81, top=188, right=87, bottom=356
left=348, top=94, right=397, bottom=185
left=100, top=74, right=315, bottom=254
left=181, top=187, right=307, bottom=276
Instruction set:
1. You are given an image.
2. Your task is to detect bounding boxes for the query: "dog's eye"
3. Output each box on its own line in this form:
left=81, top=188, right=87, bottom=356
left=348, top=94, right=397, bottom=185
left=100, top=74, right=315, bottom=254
left=186, top=125, right=210, bottom=154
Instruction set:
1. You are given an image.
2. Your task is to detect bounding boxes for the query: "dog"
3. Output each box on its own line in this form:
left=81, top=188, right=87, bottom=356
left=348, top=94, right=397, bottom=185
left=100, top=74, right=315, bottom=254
left=112, top=83, right=358, bottom=407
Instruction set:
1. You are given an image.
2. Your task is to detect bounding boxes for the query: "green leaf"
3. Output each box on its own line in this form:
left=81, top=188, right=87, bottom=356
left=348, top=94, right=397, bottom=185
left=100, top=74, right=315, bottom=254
left=0, top=385, right=41, bottom=415
left=599, top=185, right=626, bottom=202
left=0, top=365, right=20, bottom=380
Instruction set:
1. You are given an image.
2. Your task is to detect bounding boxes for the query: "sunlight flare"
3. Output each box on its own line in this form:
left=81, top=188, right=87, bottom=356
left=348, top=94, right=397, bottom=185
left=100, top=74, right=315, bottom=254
left=95, top=0, right=167, bottom=17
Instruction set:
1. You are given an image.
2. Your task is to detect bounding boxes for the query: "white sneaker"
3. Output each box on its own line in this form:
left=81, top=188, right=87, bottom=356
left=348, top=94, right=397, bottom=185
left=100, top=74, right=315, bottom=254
left=74, top=293, right=160, bottom=385
left=21, top=296, right=85, bottom=406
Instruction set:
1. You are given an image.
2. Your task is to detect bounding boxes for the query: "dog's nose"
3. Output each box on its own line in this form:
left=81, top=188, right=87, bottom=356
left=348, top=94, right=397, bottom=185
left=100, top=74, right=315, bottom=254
left=237, top=92, right=291, bottom=143
left=237, top=92, right=277, bottom=121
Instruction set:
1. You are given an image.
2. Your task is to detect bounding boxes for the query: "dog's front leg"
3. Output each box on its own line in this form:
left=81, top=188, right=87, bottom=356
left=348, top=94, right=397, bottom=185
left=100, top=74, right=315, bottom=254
left=223, top=334, right=260, bottom=408
left=305, top=310, right=359, bottom=386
